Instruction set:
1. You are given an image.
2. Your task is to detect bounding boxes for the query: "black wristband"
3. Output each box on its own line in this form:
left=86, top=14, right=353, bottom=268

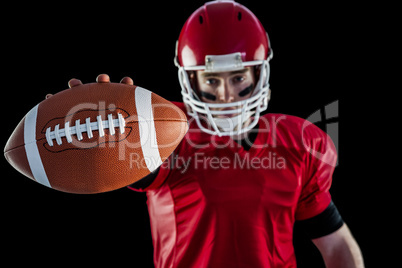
left=297, top=201, right=344, bottom=239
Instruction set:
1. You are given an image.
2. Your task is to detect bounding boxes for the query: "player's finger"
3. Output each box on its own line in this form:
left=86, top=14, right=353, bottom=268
left=96, top=74, right=110, bottom=83
left=68, top=78, right=83, bottom=88
left=45, top=94, right=53, bottom=99
left=120, top=76, right=134, bottom=85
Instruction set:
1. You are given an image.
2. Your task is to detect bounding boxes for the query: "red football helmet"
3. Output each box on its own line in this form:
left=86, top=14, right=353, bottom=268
left=175, top=0, right=273, bottom=136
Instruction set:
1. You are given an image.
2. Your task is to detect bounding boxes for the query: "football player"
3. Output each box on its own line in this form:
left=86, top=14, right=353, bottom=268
left=66, top=1, right=364, bottom=267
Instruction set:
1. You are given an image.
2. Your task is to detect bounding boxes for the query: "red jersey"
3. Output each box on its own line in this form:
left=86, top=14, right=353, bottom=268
left=129, top=102, right=337, bottom=268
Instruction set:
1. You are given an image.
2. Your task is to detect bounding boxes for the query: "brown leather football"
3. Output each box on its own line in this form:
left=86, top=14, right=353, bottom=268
left=4, top=83, right=188, bottom=194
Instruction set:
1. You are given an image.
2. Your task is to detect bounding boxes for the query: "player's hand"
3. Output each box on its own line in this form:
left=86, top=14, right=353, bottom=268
left=45, top=74, right=134, bottom=99
left=68, top=74, right=134, bottom=88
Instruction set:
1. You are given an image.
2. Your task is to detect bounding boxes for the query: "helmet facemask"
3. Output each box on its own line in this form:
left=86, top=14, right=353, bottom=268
left=178, top=53, right=272, bottom=137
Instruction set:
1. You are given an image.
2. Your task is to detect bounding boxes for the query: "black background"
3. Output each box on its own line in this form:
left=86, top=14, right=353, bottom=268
left=2, top=1, right=385, bottom=267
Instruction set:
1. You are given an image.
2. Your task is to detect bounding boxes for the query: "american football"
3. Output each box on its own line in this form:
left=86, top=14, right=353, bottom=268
left=4, top=82, right=188, bottom=194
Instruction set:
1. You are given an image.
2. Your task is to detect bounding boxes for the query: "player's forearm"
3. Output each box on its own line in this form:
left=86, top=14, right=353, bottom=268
left=313, top=224, right=364, bottom=268
left=322, top=238, right=364, bottom=268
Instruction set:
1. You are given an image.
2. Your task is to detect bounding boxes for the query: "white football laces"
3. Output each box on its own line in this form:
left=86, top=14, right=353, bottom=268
left=45, top=113, right=126, bottom=146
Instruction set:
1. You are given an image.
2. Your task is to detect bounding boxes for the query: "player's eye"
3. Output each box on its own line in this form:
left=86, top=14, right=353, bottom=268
left=206, top=78, right=218, bottom=85
left=233, top=76, right=245, bottom=83
left=238, top=84, right=254, bottom=97
left=200, top=91, right=217, bottom=101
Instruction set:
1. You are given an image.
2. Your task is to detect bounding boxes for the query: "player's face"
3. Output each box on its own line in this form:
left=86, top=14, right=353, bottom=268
left=193, top=67, right=257, bottom=138
left=195, top=67, right=256, bottom=113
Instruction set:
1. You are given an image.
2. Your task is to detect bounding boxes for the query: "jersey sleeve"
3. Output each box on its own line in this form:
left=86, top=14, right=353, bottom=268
left=295, top=122, right=338, bottom=221
left=127, top=160, right=172, bottom=192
